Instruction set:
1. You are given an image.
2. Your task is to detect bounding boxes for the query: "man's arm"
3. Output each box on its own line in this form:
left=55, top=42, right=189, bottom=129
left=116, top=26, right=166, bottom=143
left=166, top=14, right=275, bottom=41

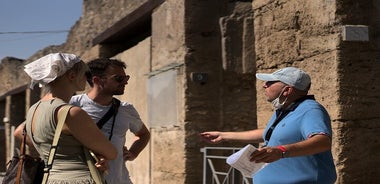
left=200, top=129, right=265, bottom=143
left=124, top=124, right=150, bottom=161
left=250, top=134, right=332, bottom=163
left=279, top=134, right=332, bottom=157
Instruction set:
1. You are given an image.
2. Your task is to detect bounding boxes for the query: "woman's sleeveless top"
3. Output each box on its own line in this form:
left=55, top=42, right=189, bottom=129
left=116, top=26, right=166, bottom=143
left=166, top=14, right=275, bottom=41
left=25, top=98, right=95, bottom=184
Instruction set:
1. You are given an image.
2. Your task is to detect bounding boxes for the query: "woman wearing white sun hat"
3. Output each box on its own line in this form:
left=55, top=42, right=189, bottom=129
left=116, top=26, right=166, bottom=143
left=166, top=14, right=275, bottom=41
left=22, top=53, right=117, bottom=184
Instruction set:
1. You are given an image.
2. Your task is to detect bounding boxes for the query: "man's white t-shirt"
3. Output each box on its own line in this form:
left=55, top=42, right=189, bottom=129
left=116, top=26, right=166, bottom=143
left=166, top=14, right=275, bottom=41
left=70, top=94, right=143, bottom=184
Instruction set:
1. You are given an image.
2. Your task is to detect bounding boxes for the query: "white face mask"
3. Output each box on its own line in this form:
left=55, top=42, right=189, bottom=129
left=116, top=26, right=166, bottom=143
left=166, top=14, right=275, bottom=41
left=271, top=87, right=288, bottom=109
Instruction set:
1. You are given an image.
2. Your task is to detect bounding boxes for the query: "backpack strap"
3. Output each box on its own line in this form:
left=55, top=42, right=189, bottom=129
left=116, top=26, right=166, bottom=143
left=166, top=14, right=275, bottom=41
left=42, top=105, right=72, bottom=184
left=15, top=126, right=28, bottom=184
left=96, top=98, right=120, bottom=129
left=107, top=98, right=120, bottom=140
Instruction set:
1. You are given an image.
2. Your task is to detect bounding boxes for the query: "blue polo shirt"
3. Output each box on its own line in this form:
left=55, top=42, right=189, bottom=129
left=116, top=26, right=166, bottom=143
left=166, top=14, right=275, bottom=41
left=253, top=96, right=337, bottom=184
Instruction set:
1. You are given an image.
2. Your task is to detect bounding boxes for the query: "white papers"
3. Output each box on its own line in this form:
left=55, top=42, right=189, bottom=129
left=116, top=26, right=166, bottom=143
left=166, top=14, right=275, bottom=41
left=226, top=144, right=267, bottom=178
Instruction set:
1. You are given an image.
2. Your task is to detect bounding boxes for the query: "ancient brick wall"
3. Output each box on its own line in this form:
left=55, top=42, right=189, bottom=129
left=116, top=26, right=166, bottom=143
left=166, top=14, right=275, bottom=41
left=0, top=57, right=27, bottom=94
left=63, top=0, right=149, bottom=58
left=113, top=37, right=152, bottom=184
left=2, top=0, right=380, bottom=183
left=183, top=1, right=255, bottom=183
left=333, top=0, right=380, bottom=183
left=253, top=0, right=339, bottom=127
left=253, top=0, right=380, bottom=183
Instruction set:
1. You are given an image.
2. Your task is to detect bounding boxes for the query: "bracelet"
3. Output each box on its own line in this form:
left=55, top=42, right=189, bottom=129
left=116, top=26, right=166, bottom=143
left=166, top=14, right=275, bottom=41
left=276, top=145, right=288, bottom=158
left=277, top=145, right=287, bottom=152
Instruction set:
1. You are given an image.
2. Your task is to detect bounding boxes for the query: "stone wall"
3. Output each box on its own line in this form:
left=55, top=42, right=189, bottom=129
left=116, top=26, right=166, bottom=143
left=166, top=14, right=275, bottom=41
left=333, top=0, right=380, bottom=183
left=113, top=37, right=152, bottom=183
left=150, top=1, right=187, bottom=183
left=0, top=57, right=27, bottom=94
left=183, top=1, right=255, bottom=182
left=253, top=0, right=380, bottom=183
left=63, top=0, right=149, bottom=58
left=253, top=0, right=339, bottom=127
left=0, top=58, right=27, bottom=167
left=2, top=0, right=380, bottom=183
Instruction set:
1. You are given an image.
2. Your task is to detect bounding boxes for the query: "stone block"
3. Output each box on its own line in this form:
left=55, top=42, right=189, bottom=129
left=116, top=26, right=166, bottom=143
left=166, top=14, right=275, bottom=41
left=342, top=25, right=369, bottom=42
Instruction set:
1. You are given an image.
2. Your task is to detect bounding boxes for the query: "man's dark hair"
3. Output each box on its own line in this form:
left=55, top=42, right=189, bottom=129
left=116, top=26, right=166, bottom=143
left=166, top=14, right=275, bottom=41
left=86, top=58, right=126, bottom=87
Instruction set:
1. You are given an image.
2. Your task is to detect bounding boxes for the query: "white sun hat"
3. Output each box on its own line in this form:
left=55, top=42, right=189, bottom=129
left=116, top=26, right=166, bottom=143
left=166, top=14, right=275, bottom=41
left=24, top=53, right=81, bottom=89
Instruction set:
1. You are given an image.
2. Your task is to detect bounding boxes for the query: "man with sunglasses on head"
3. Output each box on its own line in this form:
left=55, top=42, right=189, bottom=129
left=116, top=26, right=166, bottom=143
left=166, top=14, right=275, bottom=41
left=200, top=67, right=336, bottom=184
left=70, top=58, right=150, bottom=184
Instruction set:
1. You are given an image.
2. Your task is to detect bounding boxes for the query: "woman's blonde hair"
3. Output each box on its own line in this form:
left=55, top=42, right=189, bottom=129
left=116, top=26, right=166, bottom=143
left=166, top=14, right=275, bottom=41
left=43, top=60, right=88, bottom=93
left=68, top=60, right=89, bottom=76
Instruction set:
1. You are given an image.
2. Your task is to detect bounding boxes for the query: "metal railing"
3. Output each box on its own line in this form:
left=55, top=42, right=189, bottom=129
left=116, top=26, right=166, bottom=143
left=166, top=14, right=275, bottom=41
left=200, top=147, right=252, bottom=184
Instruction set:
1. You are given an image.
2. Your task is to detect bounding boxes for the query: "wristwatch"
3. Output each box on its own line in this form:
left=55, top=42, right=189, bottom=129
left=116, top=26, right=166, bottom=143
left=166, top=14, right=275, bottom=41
left=281, top=150, right=289, bottom=158
left=277, top=145, right=289, bottom=158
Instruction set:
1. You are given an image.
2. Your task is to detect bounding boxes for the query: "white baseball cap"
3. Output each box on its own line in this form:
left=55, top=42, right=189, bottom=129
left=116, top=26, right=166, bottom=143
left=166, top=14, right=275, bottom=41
left=256, top=67, right=311, bottom=91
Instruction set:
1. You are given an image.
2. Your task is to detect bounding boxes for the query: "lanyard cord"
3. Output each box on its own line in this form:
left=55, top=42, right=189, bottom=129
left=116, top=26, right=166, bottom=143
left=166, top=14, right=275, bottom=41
left=264, top=109, right=291, bottom=142
left=264, top=95, right=315, bottom=143
left=96, top=98, right=120, bottom=140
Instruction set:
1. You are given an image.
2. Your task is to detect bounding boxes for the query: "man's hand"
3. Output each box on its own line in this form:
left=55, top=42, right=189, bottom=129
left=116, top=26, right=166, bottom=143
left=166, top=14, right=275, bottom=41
left=249, top=147, right=282, bottom=163
left=123, top=146, right=137, bottom=161
left=94, top=155, right=109, bottom=175
left=199, top=131, right=223, bottom=144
